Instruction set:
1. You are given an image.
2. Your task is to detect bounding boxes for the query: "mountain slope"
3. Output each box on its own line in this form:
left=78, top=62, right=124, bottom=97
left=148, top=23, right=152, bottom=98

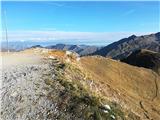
left=1, top=49, right=126, bottom=120
left=121, top=49, right=160, bottom=74
left=46, top=44, right=101, bottom=56
left=1, top=42, right=101, bottom=56
left=1, top=49, right=160, bottom=120
left=80, top=56, right=160, bottom=120
left=93, top=32, right=160, bottom=59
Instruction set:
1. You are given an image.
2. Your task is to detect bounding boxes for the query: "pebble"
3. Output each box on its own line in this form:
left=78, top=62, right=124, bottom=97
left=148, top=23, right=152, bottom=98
left=104, top=104, right=111, bottom=110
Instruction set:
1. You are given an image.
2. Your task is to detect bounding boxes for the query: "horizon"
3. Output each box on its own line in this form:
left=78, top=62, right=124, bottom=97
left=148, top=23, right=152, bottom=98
left=1, top=32, right=159, bottom=47
left=1, top=1, right=159, bottom=46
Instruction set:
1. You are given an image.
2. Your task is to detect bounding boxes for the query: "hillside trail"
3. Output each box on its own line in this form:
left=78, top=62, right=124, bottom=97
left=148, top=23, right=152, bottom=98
left=0, top=52, right=61, bottom=120
left=1, top=51, right=160, bottom=120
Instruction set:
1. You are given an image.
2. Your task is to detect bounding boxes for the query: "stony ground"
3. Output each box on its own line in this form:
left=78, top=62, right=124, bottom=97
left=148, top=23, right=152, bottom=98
left=1, top=59, right=59, bottom=120
left=0, top=52, right=125, bottom=120
left=2, top=50, right=149, bottom=120
left=0, top=52, right=67, bottom=120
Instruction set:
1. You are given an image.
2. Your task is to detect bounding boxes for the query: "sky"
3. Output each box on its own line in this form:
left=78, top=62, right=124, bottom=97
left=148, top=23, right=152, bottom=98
left=1, top=1, right=160, bottom=45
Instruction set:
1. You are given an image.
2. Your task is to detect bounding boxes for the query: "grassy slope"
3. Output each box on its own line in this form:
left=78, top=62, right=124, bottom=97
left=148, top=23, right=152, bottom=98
left=9, top=49, right=159, bottom=119
left=30, top=49, right=127, bottom=120
left=80, top=56, right=160, bottom=120
left=49, top=59, right=126, bottom=120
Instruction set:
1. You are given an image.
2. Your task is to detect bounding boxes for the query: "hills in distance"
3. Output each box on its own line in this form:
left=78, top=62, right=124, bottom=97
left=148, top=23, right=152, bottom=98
left=46, top=44, right=102, bottom=56
left=2, top=32, right=160, bottom=59
left=1, top=42, right=101, bottom=56
left=31, top=44, right=101, bottom=56
left=32, top=32, right=160, bottom=59
left=93, top=32, right=160, bottom=59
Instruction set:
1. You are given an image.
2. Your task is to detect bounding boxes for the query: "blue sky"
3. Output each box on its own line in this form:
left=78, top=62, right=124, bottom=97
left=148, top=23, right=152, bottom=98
left=1, top=1, right=160, bottom=45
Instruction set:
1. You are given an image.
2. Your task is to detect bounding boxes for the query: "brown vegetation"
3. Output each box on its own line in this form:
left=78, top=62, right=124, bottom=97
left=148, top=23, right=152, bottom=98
left=80, top=56, right=160, bottom=119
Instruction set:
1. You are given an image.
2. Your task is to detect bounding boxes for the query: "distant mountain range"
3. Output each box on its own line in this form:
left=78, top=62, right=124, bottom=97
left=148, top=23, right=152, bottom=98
left=33, top=32, right=160, bottom=58
left=30, top=44, right=101, bottom=56
left=1, top=32, right=160, bottom=59
left=45, top=44, right=101, bottom=56
left=93, top=32, right=160, bottom=59
left=1, top=42, right=101, bottom=56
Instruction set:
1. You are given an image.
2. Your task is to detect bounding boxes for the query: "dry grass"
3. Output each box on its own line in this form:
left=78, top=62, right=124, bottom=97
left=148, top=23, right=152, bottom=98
left=52, top=61, right=126, bottom=120
left=80, top=56, right=160, bottom=120
left=3, top=48, right=160, bottom=119
left=48, top=50, right=66, bottom=58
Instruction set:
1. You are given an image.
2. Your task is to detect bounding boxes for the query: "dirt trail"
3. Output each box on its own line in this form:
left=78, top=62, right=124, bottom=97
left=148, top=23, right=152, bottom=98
left=0, top=52, right=59, bottom=120
left=1, top=52, right=42, bottom=67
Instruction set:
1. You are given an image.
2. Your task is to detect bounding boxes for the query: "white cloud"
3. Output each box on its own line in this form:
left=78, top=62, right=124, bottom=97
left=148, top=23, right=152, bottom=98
left=1, top=30, right=154, bottom=44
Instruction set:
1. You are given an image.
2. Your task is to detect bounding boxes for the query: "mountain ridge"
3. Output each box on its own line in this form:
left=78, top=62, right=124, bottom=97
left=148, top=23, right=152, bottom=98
left=46, top=44, right=101, bottom=56
left=92, top=32, right=160, bottom=59
left=121, top=49, right=160, bottom=74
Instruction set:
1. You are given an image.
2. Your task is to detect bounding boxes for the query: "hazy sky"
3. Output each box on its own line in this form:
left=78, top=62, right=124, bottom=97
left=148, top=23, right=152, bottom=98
left=1, top=1, right=160, bottom=45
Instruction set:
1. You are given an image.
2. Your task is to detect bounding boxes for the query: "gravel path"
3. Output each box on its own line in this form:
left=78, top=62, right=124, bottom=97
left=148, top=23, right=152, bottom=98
left=0, top=53, right=64, bottom=120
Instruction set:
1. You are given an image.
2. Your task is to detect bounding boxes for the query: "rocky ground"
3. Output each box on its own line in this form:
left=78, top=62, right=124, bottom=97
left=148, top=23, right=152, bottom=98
left=2, top=49, right=159, bottom=120
left=1, top=52, right=63, bottom=120
left=0, top=51, right=126, bottom=120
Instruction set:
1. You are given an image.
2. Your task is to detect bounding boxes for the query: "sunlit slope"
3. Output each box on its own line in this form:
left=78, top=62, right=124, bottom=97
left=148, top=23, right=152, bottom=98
left=80, top=56, right=160, bottom=119
left=2, top=49, right=160, bottom=119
